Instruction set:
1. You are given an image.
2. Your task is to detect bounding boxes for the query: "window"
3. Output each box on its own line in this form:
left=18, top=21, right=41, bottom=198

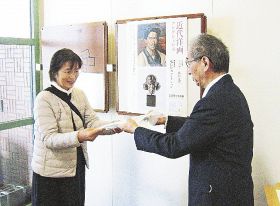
left=0, top=0, right=31, bottom=38
left=0, top=0, right=40, bottom=129
left=0, top=0, right=40, bottom=204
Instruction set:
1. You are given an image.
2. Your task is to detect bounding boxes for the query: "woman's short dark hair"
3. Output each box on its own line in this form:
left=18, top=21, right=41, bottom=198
left=49, top=48, right=82, bottom=82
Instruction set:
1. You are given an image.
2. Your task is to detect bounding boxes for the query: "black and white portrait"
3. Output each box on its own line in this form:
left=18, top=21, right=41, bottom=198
left=143, top=74, right=160, bottom=95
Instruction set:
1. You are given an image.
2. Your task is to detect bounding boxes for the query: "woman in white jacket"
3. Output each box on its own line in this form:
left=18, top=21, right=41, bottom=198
left=31, top=48, right=120, bottom=206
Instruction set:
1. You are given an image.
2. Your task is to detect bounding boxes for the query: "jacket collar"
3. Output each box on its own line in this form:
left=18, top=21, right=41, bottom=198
left=202, top=73, right=228, bottom=98
left=203, top=74, right=233, bottom=98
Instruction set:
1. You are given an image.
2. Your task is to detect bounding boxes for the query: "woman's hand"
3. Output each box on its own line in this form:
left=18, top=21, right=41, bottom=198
left=77, top=127, right=106, bottom=142
left=101, top=127, right=123, bottom=135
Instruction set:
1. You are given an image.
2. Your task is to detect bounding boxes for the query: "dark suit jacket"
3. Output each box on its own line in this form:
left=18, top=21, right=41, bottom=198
left=134, top=74, right=254, bottom=206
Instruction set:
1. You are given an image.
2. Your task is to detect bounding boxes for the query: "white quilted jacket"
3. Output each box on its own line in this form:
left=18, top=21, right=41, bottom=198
left=31, top=87, right=105, bottom=177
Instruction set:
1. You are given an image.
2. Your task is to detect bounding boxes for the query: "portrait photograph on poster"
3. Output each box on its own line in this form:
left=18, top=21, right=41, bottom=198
left=137, top=23, right=166, bottom=67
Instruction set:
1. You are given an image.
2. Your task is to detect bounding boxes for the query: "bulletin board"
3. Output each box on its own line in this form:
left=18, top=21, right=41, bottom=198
left=116, top=13, right=207, bottom=116
left=41, top=22, right=109, bottom=112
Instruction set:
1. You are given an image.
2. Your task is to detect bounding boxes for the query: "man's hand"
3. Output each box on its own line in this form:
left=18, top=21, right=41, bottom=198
left=145, top=110, right=167, bottom=125
left=155, top=116, right=167, bottom=125
left=78, top=128, right=106, bottom=142
left=120, top=118, right=139, bottom=134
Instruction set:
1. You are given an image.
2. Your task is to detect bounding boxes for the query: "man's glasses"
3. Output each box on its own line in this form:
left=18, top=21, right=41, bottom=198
left=185, top=57, right=202, bottom=68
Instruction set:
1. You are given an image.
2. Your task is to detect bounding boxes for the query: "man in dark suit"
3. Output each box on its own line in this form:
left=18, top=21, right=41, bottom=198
left=121, top=34, right=254, bottom=205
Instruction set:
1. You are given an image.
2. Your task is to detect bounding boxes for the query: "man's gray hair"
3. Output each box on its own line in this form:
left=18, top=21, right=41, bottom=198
left=189, top=34, right=229, bottom=73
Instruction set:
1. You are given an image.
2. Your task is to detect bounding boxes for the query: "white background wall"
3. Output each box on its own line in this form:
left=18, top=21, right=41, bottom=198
left=42, top=0, right=280, bottom=205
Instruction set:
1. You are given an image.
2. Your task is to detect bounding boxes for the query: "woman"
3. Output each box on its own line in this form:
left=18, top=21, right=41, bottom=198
left=31, top=48, right=120, bottom=205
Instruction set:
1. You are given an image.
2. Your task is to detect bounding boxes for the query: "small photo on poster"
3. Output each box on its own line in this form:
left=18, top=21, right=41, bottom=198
left=137, top=23, right=166, bottom=67
left=136, top=69, right=167, bottom=113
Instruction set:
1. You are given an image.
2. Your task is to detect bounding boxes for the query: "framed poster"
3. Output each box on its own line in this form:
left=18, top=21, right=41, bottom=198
left=116, top=13, right=207, bottom=116
left=41, top=22, right=109, bottom=112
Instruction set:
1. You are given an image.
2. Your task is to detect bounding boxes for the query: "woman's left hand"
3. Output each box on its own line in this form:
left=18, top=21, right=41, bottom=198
left=77, top=127, right=106, bottom=142
left=101, top=127, right=123, bottom=135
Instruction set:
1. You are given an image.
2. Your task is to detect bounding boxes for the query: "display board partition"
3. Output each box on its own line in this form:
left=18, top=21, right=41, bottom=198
left=41, top=22, right=109, bottom=112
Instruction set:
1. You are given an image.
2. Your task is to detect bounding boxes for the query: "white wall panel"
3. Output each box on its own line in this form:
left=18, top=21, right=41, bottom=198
left=43, top=0, right=280, bottom=205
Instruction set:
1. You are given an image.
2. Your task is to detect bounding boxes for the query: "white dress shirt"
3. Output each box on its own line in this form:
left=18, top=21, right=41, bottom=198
left=202, top=73, right=228, bottom=98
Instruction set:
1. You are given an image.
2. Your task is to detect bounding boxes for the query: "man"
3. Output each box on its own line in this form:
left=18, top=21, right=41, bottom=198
left=138, top=27, right=166, bottom=67
left=121, top=34, right=254, bottom=205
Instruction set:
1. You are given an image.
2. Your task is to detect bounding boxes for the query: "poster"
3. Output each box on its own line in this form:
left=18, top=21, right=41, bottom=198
left=118, top=17, right=189, bottom=116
